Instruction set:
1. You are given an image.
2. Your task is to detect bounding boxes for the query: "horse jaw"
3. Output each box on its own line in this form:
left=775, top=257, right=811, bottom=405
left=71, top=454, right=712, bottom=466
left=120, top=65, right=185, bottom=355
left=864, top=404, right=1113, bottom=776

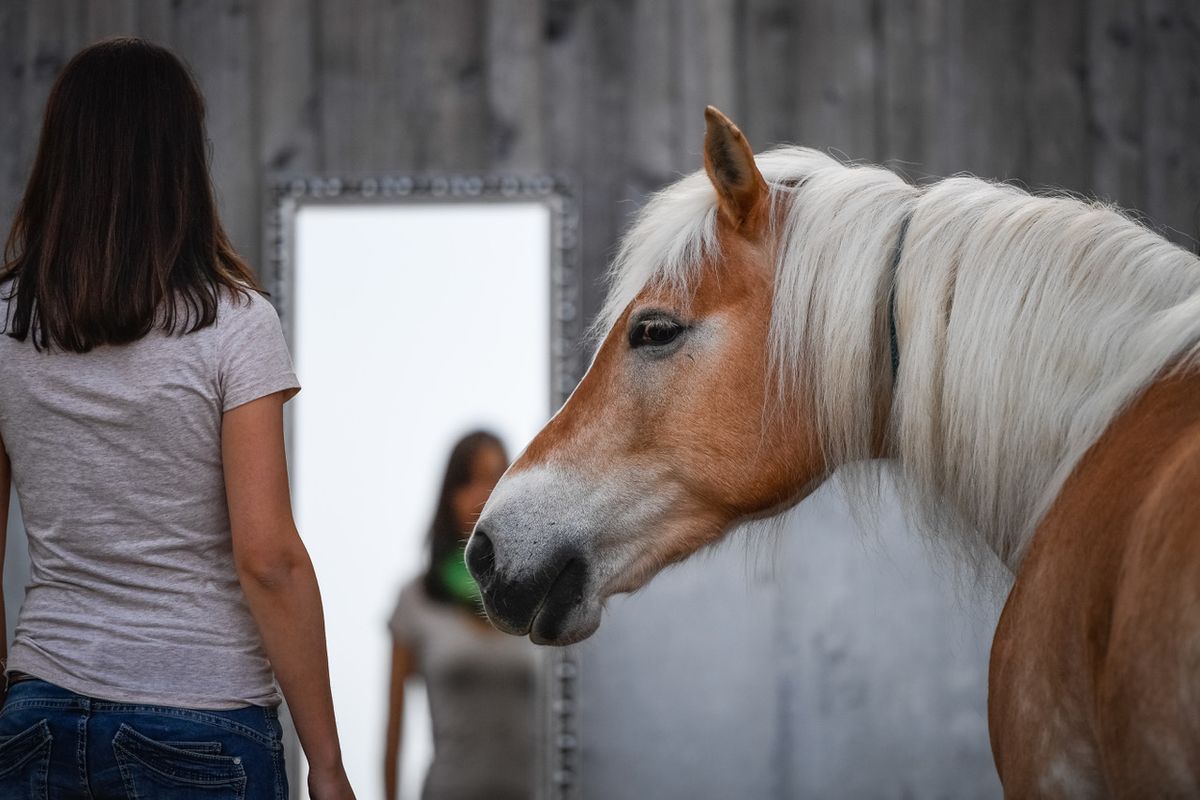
left=470, top=461, right=719, bottom=645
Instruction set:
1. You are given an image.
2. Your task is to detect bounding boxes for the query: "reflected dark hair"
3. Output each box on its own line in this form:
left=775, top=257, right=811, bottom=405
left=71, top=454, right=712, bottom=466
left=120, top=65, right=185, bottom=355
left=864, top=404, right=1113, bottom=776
left=423, top=430, right=507, bottom=604
left=0, top=37, right=260, bottom=353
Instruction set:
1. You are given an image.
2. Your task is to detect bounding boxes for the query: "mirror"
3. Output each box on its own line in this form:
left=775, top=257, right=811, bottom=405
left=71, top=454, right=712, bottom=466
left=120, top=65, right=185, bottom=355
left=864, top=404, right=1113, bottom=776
left=268, top=175, right=581, bottom=799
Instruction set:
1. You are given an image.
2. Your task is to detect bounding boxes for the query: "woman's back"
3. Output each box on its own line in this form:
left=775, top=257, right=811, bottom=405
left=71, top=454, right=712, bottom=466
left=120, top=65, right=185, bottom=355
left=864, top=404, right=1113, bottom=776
left=0, top=36, right=353, bottom=798
left=0, top=283, right=297, bottom=708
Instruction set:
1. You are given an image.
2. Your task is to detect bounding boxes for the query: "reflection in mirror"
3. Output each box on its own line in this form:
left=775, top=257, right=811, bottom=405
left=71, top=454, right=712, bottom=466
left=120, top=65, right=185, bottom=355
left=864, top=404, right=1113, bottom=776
left=275, top=184, right=574, bottom=799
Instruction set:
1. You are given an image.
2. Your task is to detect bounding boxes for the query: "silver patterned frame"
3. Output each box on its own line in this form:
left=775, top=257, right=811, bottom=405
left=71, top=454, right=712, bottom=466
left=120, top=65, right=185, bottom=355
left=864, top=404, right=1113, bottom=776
left=264, top=173, right=584, bottom=800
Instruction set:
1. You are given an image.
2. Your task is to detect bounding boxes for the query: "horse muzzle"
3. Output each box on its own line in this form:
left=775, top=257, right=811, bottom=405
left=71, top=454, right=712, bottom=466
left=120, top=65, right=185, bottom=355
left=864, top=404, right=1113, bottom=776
left=465, top=526, right=600, bottom=645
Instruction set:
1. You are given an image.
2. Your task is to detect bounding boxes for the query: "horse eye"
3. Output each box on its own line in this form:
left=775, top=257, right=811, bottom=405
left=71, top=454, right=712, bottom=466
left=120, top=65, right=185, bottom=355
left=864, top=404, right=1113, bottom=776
left=630, top=318, right=683, bottom=349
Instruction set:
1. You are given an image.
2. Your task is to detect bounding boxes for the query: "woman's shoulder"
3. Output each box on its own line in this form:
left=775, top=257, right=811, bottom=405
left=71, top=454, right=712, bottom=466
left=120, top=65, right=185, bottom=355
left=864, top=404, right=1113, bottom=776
left=204, top=286, right=288, bottom=357
left=215, top=286, right=280, bottom=328
left=389, top=576, right=434, bottom=643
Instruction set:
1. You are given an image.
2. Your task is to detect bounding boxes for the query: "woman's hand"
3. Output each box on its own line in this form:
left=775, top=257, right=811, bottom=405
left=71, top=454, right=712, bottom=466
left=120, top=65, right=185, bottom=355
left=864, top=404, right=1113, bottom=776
left=308, top=763, right=356, bottom=800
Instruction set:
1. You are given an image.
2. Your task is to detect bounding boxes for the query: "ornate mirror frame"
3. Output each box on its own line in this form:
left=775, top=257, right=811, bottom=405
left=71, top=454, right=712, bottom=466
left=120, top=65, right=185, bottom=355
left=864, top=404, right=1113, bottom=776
left=265, top=173, right=584, bottom=800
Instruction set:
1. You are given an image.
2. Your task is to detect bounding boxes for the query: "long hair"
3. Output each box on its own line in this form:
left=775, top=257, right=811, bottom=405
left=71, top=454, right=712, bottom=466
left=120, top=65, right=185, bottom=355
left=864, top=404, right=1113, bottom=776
left=0, top=37, right=260, bottom=352
left=600, top=147, right=1200, bottom=570
left=423, top=431, right=508, bottom=604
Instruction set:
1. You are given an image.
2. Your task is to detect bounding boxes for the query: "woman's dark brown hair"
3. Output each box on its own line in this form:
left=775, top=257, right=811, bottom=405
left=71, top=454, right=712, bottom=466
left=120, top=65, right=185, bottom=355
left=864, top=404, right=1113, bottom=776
left=0, top=37, right=259, bottom=352
left=424, top=431, right=507, bottom=605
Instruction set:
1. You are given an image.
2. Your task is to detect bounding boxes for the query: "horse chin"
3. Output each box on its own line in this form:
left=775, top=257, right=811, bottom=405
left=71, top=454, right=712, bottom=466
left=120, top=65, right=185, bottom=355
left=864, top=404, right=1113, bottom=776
left=529, top=597, right=603, bottom=646
left=480, top=593, right=601, bottom=646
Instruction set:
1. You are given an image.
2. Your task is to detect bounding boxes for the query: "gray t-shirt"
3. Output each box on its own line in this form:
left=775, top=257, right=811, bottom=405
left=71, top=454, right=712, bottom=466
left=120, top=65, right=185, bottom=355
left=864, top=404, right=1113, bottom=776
left=390, top=579, right=538, bottom=800
left=0, top=282, right=299, bottom=709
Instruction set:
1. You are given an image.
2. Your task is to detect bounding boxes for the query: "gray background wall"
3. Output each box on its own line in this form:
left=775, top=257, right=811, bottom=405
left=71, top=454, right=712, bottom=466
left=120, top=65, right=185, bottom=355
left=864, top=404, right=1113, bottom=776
left=2, top=2, right=1198, bottom=799
left=2, top=1, right=1197, bottom=326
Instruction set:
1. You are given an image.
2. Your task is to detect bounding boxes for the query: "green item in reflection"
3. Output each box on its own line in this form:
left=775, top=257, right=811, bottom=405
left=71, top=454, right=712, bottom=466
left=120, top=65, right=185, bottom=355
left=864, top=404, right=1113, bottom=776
left=440, top=544, right=482, bottom=606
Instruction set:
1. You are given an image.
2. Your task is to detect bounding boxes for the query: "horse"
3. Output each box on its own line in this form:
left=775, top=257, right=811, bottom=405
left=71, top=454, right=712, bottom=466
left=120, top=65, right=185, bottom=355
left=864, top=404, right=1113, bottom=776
left=465, top=106, right=1200, bottom=796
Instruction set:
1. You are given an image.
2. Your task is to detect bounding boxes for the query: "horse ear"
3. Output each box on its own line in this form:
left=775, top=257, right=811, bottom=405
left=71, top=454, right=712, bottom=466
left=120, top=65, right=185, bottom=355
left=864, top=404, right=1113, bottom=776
left=703, top=105, right=768, bottom=232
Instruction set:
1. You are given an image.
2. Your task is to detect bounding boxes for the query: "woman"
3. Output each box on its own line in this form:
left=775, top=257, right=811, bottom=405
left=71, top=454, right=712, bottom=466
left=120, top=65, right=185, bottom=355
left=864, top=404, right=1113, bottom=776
left=0, top=38, right=353, bottom=799
left=384, top=431, right=537, bottom=800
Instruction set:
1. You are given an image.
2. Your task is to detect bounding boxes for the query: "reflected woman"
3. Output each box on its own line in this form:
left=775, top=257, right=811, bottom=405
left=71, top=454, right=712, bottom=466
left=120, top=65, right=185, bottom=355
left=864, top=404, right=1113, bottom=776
left=385, top=431, right=537, bottom=800
left=0, top=39, right=352, bottom=798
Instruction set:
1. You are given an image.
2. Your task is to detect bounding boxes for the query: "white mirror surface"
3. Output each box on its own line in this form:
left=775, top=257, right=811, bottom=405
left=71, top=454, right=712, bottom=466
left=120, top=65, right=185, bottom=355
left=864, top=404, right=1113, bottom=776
left=290, top=201, right=552, bottom=799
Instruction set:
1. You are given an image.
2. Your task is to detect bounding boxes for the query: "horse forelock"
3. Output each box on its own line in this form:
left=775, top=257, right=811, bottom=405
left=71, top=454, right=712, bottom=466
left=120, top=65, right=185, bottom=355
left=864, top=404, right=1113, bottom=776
left=598, top=146, right=1200, bottom=571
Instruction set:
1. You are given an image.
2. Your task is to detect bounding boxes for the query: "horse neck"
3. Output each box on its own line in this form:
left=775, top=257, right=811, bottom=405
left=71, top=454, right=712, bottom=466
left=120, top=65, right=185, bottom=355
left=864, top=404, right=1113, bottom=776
left=893, top=180, right=1200, bottom=567
left=781, top=175, right=1200, bottom=570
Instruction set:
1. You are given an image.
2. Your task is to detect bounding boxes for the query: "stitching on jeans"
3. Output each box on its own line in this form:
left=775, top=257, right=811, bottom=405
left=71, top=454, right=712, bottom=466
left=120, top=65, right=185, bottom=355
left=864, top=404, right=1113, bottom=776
left=112, top=739, right=248, bottom=793
left=1, top=699, right=84, bottom=713
left=115, top=751, right=139, bottom=800
left=76, top=710, right=94, bottom=800
left=90, top=705, right=276, bottom=748
left=265, top=707, right=286, bottom=800
left=3, top=699, right=279, bottom=749
left=0, top=720, right=52, bottom=779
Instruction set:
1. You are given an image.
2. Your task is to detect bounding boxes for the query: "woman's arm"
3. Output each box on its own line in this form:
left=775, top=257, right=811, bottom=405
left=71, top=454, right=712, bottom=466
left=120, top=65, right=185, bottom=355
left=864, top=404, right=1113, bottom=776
left=222, top=392, right=354, bottom=800
left=384, top=642, right=414, bottom=800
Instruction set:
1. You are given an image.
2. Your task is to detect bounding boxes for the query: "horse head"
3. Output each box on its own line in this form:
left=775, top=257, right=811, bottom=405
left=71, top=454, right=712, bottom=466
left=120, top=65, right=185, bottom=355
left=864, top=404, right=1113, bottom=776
left=466, top=108, right=830, bottom=644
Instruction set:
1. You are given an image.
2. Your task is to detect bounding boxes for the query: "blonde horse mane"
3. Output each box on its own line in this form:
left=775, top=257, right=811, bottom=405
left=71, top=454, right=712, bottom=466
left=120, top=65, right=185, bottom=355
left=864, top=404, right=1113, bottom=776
left=599, top=147, right=1200, bottom=569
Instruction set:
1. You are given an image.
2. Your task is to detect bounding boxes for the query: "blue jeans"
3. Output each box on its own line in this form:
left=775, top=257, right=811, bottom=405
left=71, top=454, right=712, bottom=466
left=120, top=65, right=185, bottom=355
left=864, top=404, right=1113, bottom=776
left=0, top=678, right=288, bottom=799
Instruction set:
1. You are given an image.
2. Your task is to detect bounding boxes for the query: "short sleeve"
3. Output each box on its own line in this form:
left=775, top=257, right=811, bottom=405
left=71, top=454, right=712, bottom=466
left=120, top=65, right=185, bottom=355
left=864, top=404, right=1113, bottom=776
left=388, top=582, right=424, bottom=650
left=217, top=292, right=301, bottom=412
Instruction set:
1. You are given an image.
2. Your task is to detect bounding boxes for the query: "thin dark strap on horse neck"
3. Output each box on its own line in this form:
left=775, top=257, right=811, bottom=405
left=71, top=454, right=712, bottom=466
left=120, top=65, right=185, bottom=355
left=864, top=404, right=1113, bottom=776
left=887, top=214, right=912, bottom=384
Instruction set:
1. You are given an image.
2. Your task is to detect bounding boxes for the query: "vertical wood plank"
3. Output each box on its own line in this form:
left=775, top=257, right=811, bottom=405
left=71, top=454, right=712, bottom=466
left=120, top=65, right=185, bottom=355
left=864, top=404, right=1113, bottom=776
left=257, top=0, right=319, bottom=176
left=415, top=0, right=489, bottom=171
left=83, top=0, right=138, bottom=41
left=796, top=0, right=880, bottom=161
left=363, top=0, right=425, bottom=171
left=0, top=2, right=31, bottom=230
left=937, top=0, right=1030, bottom=180
left=879, top=0, right=923, bottom=173
left=541, top=0, right=586, bottom=177
left=21, top=0, right=84, bottom=172
left=1086, top=0, right=1146, bottom=210
left=134, top=0, right=172, bottom=43
left=555, top=0, right=636, bottom=326
left=485, top=0, right=544, bottom=171
left=169, top=0, right=259, bottom=267
left=314, top=0, right=371, bottom=171
left=675, top=0, right=738, bottom=174
left=1142, top=0, right=1200, bottom=246
left=741, top=0, right=799, bottom=149
left=1025, top=0, right=1089, bottom=191
left=624, top=0, right=676, bottom=201
left=910, top=0, right=951, bottom=179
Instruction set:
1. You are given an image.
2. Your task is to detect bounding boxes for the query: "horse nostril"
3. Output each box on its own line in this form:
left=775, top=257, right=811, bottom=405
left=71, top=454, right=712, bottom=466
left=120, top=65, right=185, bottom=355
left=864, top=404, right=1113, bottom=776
left=465, top=529, right=497, bottom=588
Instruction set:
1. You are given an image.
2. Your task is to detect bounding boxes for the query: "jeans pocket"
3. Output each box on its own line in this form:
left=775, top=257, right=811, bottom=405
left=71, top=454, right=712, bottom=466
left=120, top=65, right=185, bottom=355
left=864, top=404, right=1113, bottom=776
left=0, top=719, right=51, bottom=800
left=113, top=723, right=246, bottom=799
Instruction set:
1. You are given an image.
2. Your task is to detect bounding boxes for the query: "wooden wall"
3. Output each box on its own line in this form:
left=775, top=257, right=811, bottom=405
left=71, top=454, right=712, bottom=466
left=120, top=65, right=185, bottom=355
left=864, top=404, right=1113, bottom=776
left=2, top=3, right=1198, bottom=797
left=1, top=0, right=1197, bottom=325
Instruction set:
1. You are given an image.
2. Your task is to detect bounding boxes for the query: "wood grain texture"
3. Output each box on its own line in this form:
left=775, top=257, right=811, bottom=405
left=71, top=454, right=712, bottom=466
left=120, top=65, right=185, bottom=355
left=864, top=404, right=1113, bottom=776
left=3, top=0, right=1196, bottom=293
left=0, top=4, right=1197, bottom=798
left=1087, top=0, right=1146, bottom=211
left=486, top=0, right=544, bottom=171
left=169, top=0, right=258, bottom=263
left=675, top=0, right=738, bottom=174
left=1143, top=0, right=1200, bottom=246
left=0, top=1, right=31, bottom=229
left=1026, top=0, right=1089, bottom=191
